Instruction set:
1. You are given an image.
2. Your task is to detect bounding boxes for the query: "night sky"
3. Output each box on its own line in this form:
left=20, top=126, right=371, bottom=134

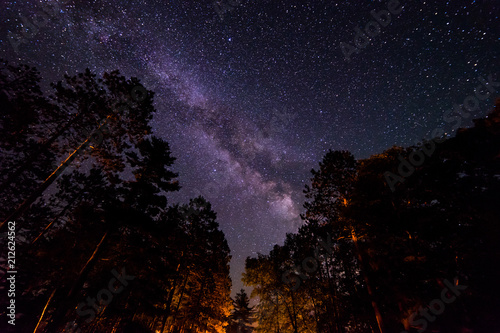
left=1, top=0, right=498, bottom=297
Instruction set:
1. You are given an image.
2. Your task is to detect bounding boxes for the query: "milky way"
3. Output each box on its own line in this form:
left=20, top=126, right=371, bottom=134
left=1, top=0, right=498, bottom=296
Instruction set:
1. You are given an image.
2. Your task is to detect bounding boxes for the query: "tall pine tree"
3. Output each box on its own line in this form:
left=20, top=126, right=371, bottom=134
left=229, top=289, right=254, bottom=333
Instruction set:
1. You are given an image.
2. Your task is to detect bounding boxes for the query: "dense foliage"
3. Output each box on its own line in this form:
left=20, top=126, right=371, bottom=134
left=1, top=59, right=499, bottom=333
left=0, top=60, right=232, bottom=333
left=244, top=100, right=500, bottom=332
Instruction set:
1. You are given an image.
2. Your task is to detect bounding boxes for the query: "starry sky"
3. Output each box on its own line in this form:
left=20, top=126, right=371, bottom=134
left=1, top=0, right=498, bottom=297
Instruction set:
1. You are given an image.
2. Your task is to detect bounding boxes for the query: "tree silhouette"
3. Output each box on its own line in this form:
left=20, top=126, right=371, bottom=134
left=0, top=63, right=233, bottom=333
left=244, top=100, right=500, bottom=332
left=228, top=289, right=254, bottom=333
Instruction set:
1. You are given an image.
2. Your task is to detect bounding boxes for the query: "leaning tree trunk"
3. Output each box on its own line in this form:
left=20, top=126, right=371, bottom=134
left=67, top=231, right=109, bottom=298
left=44, top=230, right=110, bottom=332
left=31, top=186, right=85, bottom=245
left=0, top=111, right=85, bottom=195
left=32, top=288, right=57, bottom=333
left=0, top=116, right=111, bottom=232
left=351, top=228, right=386, bottom=333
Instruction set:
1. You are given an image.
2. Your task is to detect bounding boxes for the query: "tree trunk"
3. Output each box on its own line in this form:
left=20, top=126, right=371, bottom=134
left=351, top=228, right=386, bottom=333
left=31, top=187, right=84, bottom=245
left=0, top=111, right=85, bottom=195
left=44, top=231, right=110, bottom=332
left=169, top=270, right=190, bottom=332
left=322, top=246, right=342, bottom=333
left=68, top=231, right=109, bottom=298
left=32, top=288, right=57, bottom=333
left=0, top=116, right=111, bottom=232
left=160, top=268, right=181, bottom=333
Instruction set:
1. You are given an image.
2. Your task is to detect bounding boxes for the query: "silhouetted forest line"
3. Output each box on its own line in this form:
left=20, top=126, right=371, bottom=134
left=1, top=60, right=499, bottom=333
left=244, top=100, right=500, bottom=332
left=0, top=61, right=232, bottom=333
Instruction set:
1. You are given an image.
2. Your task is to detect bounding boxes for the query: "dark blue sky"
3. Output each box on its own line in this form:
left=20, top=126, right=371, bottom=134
left=1, top=0, right=498, bottom=297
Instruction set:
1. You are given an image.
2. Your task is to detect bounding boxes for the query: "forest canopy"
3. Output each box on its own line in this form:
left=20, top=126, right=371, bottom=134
left=243, top=100, right=500, bottom=332
left=0, top=60, right=232, bottom=333
left=1, top=60, right=499, bottom=333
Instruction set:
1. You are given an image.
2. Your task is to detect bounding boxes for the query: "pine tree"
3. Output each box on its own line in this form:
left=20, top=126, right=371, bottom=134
left=229, top=289, right=254, bottom=333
